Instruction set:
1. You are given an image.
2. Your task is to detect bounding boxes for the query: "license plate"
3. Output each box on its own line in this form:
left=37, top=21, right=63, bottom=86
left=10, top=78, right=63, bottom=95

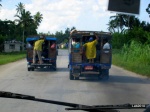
left=85, top=66, right=93, bottom=70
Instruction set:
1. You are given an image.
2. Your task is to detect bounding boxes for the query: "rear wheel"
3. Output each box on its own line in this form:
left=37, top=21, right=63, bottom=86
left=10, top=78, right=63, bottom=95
left=31, top=67, right=34, bottom=71
left=28, top=67, right=30, bottom=71
left=69, top=70, right=74, bottom=80
left=99, top=69, right=109, bottom=80
left=74, top=76, right=79, bottom=80
left=53, top=62, right=57, bottom=71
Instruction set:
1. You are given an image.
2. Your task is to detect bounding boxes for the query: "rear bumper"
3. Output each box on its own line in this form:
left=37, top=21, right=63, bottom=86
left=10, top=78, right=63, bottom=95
left=69, top=63, right=111, bottom=70
left=69, top=63, right=111, bottom=76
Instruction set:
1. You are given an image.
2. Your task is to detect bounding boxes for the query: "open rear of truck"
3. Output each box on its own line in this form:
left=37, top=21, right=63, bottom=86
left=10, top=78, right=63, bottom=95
left=26, top=36, right=57, bottom=71
left=68, top=31, right=112, bottom=80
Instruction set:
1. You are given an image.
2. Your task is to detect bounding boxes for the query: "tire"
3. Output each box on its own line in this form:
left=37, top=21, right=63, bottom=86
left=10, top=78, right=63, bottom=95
left=31, top=67, right=34, bottom=71
left=53, top=67, right=56, bottom=71
left=28, top=67, right=30, bottom=71
left=99, top=69, right=109, bottom=80
left=75, top=76, right=79, bottom=80
left=52, top=62, right=57, bottom=71
left=69, top=70, right=74, bottom=80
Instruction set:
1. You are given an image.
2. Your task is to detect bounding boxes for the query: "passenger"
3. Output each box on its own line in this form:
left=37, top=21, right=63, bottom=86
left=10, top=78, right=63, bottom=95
left=26, top=42, right=32, bottom=49
left=82, top=33, right=99, bottom=63
left=33, top=35, right=45, bottom=64
left=103, top=38, right=110, bottom=53
left=50, top=41, right=56, bottom=50
left=72, top=39, right=80, bottom=52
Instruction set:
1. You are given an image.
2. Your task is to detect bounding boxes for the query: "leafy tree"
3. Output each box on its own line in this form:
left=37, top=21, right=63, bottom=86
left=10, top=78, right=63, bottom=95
left=14, top=2, right=44, bottom=50
left=108, top=14, right=129, bottom=33
left=146, top=3, right=150, bottom=17
left=107, top=20, right=117, bottom=33
left=0, top=20, right=16, bottom=39
left=0, top=0, right=2, bottom=7
left=125, top=27, right=150, bottom=44
left=15, top=8, right=34, bottom=50
left=0, top=35, right=5, bottom=52
left=34, top=12, right=43, bottom=28
left=16, top=2, right=25, bottom=15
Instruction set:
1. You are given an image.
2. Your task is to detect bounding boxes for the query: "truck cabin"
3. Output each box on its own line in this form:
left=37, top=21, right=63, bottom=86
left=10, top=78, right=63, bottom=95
left=26, top=36, right=57, bottom=63
left=69, top=31, right=112, bottom=64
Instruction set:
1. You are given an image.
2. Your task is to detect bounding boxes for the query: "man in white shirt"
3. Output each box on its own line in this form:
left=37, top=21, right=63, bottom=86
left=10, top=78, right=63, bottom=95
left=103, top=39, right=110, bottom=53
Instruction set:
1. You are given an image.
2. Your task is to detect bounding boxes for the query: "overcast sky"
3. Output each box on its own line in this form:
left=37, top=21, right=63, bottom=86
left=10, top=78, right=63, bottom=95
left=0, top=0, right=150, bottom=33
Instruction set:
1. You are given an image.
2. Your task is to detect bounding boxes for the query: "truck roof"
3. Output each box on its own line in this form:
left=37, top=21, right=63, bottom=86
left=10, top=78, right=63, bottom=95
left=70, top=31, right=112, bottom=39
left=26, top=36, right=57, bottom=41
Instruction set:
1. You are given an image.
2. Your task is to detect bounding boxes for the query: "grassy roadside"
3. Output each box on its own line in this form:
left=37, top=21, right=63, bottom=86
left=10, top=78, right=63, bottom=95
left=0, top=48, right=149, bottom=78
left=0, top=51, right=26, bottom=65
left=112, top=48, right=150, bottom=77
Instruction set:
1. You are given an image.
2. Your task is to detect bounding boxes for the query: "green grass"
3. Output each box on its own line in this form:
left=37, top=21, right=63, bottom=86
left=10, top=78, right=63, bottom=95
left=0, top=51, right=26, bottom=65
left=112, top=41, right=150, bottom=77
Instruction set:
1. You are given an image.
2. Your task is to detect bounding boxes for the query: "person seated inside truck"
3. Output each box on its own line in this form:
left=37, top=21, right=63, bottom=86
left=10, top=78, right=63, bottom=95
left=103, top=38, right=110, bottom=53
left=82, top=33, right=99, bottom=63
left=33, top=35, right=45, bottom=64
left=26, top=42, right=33, bottom=49
left=50, top=41, right=56, bottom=50
left=72, top=38, right=80, bottom=53
left=50, top=41, right=58, bottom=58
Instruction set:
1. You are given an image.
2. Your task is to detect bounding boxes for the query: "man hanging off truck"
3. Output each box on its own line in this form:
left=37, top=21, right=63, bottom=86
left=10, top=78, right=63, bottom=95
left=82, top=33, right=99, bottom=63
left=33, top=35, right=45, bottom=64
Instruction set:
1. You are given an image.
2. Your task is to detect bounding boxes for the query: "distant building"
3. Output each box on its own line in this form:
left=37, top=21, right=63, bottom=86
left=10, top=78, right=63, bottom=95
left=4, top=40, right=22, bottom=52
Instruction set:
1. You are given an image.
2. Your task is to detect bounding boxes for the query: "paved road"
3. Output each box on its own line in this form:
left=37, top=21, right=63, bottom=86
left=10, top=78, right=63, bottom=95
left=0, top=49, right=150, bottom=112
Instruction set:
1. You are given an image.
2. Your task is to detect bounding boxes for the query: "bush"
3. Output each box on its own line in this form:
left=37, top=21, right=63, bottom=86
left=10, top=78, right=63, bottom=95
left=125, top=27, right=150, bottom=44
left=112, top=32, right=128, bottom=49
left=113, top=41, right=150, bottom=76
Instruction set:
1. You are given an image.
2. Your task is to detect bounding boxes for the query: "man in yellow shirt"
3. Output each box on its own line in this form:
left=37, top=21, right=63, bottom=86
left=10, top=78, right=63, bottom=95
left=83, top=34, right=99, bottom=63
left=33, top=35, right=45, bottom=64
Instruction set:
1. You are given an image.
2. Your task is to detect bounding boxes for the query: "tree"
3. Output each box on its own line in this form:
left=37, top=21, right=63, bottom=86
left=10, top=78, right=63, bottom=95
left=16, top=2, right=25, bottom=15
left=146, top=3, right=150, bottom=17
left=15, top=2, right=43, bottom=37
left=107, top=20, right=116, bottom=33
left=0, top=0, right=2, bottom=7
left=34, top=12, right=43, bottom=28
left=0, top=20, right=16, bottom=38
left=108, top=13, right=144, bottom=33
left=108, top=14, right=129, bottom=33
left=15, top=3, right=34, bottom=50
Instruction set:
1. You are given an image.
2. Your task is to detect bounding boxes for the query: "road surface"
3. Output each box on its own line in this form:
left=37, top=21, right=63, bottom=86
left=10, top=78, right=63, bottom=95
left=0, top=49, right=150, bottom=112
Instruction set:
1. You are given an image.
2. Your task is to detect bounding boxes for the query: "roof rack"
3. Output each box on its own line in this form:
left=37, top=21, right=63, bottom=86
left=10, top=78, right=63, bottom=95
left=71, top=30, right=111, bottom=35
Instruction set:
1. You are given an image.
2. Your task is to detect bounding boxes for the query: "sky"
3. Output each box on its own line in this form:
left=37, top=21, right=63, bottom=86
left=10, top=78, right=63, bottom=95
left=0, top=0, right=150, bottom=34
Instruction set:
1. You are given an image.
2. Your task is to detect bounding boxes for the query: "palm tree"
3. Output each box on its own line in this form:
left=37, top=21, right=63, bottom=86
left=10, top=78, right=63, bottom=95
left=16, top=2, right=25, bottom=15
left=34, top=12, right=43, bottom=28
left=15, top=9, right=33, bottom=50
left=0, top=0, right=2, bottom=7
left=109, top=14, right=129, bottom=33
left=107, top=20, right=116, bottom=33
left=146, top=3, right=150, bottom=17
left=108, top=14, right=141, bottom=33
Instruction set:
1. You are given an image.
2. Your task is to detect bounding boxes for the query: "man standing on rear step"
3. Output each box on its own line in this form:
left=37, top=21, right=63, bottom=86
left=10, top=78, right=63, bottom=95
left=82, top=33, right=99, bottom=63
left=33, top=35, right=45, bottom=64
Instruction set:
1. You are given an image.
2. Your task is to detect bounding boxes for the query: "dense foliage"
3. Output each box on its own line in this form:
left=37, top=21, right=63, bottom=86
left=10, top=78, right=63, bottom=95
left=110, top=3, right=150, bottom=76
left=0, top=2, right=43, bottom=51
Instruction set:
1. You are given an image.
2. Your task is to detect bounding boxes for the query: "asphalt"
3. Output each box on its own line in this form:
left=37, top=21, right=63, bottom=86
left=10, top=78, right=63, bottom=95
left=0, top=49, right=149, bottom=112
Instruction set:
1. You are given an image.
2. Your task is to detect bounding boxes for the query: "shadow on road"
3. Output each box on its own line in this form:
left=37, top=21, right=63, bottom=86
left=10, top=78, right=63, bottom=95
left=31, top=67, right=69, bottom=72
left=78, top=75, right=150, bottom=84
left=108, top=75, right=150, bottom=84
left=56, top=67, right=69, bottom=72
